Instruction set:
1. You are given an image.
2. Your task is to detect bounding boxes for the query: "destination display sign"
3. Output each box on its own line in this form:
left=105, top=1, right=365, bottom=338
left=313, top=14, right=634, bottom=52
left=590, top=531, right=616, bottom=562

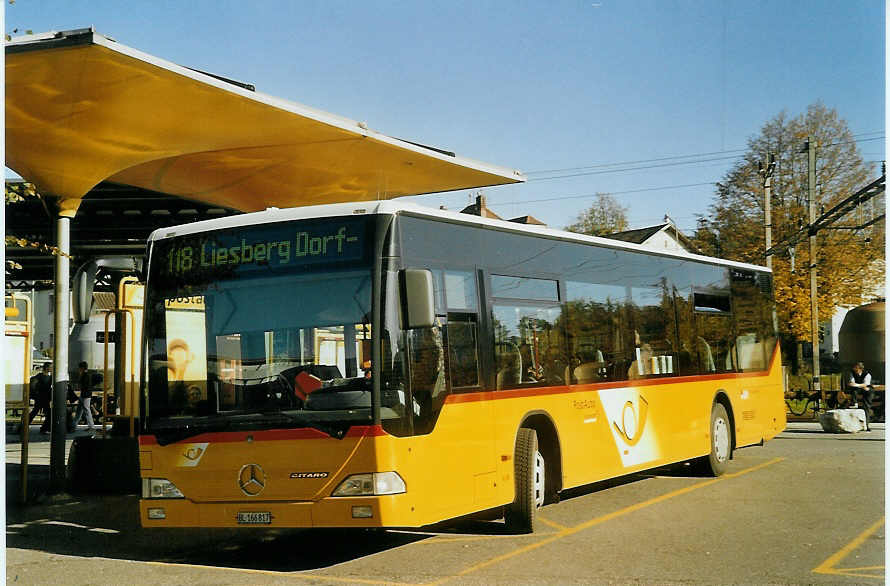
left=158, top=217, right=368, bottom=278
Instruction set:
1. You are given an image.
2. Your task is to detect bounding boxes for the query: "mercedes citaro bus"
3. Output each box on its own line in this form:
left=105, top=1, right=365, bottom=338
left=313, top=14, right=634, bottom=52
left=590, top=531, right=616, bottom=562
left=139, top=201, right=785, bottom=533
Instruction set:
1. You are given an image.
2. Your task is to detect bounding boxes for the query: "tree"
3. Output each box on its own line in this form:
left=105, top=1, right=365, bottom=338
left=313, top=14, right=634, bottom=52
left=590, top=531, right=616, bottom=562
left=5, top=181, right=66, bottom=276
left=565, top=193, right=629, bottom=236
left=693, top=103, right=885, bottom=344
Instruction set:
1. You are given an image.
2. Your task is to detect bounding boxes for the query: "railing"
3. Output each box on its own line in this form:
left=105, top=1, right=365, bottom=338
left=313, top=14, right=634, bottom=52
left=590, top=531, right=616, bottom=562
left=101, top=308, right=139, bottom=438
left=785, top=373, right=885, bottom=420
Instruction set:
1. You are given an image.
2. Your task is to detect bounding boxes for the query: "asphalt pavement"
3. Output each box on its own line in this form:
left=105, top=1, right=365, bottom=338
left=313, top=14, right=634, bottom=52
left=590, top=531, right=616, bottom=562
left=5, top=421, right=885, bottom=585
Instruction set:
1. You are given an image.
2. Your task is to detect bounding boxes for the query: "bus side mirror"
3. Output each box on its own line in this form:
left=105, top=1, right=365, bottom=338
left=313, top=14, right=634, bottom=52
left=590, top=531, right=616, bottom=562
left=72, top=261, right=98, bottom=324
left=400, top=269, right=435, bottom=329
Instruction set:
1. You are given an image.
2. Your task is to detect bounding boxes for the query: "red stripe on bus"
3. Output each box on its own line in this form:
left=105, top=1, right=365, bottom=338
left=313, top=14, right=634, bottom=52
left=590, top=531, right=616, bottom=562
left=350, top=425, right=389, bottom=437
left=138, top=424, right=387, bottom=445
left=447, top=344, right=781, bottom=405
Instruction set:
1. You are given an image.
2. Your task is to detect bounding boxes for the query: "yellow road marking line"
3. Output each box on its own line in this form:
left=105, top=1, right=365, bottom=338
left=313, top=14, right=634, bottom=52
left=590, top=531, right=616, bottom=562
left=427, top=457, right=785, bottom=585
left=813, top=517, right=885, bottom=576
left=841, top=565, right=885, bottom=571
left=722, top=457, right=786, bottom=479
left=536, top=516, right=568, bottom=531
left=823, top=571, right=885, bottom=580
left=564, top=457, right=784, bottom=536
left=419, top=533, right=557, bottom=544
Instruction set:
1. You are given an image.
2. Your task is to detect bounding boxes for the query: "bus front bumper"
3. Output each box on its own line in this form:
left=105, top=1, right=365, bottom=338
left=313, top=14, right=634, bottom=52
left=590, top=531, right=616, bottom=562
left=139, top=495, right=410, bottom=528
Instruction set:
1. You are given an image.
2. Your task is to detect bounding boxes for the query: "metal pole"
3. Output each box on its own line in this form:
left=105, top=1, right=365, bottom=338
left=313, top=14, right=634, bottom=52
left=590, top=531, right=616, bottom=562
left=760, top=155, right=775, bottom=270
left=49, top=197, right=80, bottom=493
left=19, top=364, right=30, bottom=503
left=806, top=139, right=821, bottom=394
left=17, top=294, right=32, bottom=503
left=102, top=311, right=113, bottom=439
left=764, top=175, right=773, bottom=270
left=50, top=214, right=71, bottom=492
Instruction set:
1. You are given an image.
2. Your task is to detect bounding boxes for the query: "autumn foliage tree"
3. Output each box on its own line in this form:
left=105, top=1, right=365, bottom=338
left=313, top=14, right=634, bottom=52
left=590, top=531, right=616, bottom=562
left=565, top=193, right=629, bottom=236
left=693, top=103, right=885, bottom=348
left=5, top=181, right=67, bottom=276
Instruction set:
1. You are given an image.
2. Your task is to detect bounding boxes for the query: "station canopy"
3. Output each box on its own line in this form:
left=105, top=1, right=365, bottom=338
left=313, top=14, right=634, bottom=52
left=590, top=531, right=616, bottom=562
left=6, top=28, right=524, bottom=212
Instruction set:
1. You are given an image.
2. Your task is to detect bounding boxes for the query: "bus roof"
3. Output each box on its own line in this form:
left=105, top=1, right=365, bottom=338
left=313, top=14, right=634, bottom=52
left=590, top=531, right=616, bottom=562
left=148, top=200, right=772, bottom=274
left=6, top=28, right=524, bottom=211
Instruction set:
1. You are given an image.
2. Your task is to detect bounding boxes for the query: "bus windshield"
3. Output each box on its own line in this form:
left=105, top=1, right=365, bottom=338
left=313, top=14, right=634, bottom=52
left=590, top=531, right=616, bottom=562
left=143, top=216, right=375, bottom=444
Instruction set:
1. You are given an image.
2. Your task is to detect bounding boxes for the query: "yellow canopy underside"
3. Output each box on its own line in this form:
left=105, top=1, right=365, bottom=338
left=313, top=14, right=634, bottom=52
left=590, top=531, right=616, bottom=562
left=6, top=37, right=522, bottom=212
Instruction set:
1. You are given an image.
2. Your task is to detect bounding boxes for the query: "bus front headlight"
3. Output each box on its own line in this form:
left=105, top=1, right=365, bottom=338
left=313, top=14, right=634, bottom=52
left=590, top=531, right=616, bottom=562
left=142, top=478, right=185, bottom=499
left=331, top=472, right=406, bottom=496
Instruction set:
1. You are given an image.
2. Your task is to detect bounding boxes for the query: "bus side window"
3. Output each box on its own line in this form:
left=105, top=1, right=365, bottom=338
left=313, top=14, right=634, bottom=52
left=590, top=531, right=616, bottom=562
left=440, top=270, right=481, bottom=391
left=445, top=314, right=480, bottom=389
left=408, top=320, right=447, bottom=435
left=730, top=270, right=771, bottom=371
left=687, top=286, right=732, bottom=373
left=564, top=281, right=624, bottom=383
left=674, top=292, right=705, bottom=376
left=491, top=304, right=564, bottom=389
left=694, top=314, right=731, bottom=373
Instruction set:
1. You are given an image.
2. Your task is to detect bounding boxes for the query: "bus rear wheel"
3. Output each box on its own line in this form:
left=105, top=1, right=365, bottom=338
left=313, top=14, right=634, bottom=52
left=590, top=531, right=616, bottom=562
left=698, top=402, right=731, bottom=476
left=505, top=427, right=544, bottom=533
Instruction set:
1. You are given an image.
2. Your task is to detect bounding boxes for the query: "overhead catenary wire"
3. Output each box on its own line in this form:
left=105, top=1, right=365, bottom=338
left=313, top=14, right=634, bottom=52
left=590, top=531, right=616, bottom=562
left=527, top=154, right=746, bottom=182
left=484, top=181, right=717, bottom=207
left=504, top=139, right=885, bottom=219
left=420, top=132, right=884, bottom=222
left=523, top=132, right=885, bottom=178
left=765, top=174, right=886, bottom=258
left=526, top=136, right=884, bottom=183
left=524, top=147, right=750, bottom=176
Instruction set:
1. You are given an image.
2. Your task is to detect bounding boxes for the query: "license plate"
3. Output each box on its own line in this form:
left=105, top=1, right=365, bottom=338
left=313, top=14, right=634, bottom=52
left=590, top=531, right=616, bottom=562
left=237, top=511, right=271, bottom=525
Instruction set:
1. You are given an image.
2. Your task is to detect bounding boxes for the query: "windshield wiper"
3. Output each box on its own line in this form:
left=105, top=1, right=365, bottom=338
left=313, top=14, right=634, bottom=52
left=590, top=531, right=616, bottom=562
left=149, top=409, right=371, bottom=445
left=262, top=410, right=363, bottom=440
left=151, top=417, right=233, bottom=446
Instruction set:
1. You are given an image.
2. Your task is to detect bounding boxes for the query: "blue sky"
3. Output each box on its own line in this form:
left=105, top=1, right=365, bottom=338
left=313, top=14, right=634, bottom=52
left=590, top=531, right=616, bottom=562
left=6, top=1, right=885, bottom=233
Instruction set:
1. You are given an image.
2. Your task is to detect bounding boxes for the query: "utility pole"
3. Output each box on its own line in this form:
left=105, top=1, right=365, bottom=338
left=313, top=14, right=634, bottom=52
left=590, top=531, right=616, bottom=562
left=805, top=138, right=820, bottom=394
left=759, top=154, right=779, bottom=335
left=759, top=154, right=776, bottom=270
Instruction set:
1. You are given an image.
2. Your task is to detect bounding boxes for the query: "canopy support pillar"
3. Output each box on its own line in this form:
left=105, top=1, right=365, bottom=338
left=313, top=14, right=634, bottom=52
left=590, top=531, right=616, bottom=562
left=49, top=198, right=80, bottom=493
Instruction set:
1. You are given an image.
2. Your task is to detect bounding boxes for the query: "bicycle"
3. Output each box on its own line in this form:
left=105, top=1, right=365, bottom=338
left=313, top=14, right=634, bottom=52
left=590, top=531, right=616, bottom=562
left=785, top=389, right=822, bottom=417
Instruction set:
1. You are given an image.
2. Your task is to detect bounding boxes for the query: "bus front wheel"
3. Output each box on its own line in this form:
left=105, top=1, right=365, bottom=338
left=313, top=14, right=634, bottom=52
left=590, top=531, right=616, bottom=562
left=698, top=402, right=731, bottom=476
left=505, top=427, right=544, bottom=533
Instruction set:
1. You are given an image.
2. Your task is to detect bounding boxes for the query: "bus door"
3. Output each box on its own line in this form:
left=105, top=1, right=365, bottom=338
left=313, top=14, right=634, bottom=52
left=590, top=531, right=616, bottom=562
left=408, top=268, right=496, bottom=515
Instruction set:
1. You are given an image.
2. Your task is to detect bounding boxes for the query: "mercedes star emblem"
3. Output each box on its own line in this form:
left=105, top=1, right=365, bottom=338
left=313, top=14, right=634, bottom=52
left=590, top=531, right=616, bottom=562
left=238, top=463, right=266, bottom=496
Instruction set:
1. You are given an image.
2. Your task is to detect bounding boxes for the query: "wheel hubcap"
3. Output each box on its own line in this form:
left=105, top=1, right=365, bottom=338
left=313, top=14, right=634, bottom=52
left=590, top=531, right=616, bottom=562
left=713, top=417, right=729, bottom=462
left=533, top=450, right=545, bottom=508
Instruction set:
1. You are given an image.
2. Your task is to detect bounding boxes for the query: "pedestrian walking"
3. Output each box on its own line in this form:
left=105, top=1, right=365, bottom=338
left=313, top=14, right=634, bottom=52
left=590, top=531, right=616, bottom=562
left=72, top=361, right=96, bottom=432
left=28, top=363, right=53, bottom=433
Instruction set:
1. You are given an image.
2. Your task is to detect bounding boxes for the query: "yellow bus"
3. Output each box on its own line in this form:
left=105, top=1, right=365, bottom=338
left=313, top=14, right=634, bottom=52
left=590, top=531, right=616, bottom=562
left=139, top=201, right=785, bottom=533
left=5, top=294, right=32, bottom=411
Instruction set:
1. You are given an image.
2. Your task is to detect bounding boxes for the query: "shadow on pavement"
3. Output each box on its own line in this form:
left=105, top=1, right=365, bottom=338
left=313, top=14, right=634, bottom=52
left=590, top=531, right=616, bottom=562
left=777, top=435, right=886, bottom=441
left=559, top=470, right=656, bottom=500
left=778, top=427, right=885, bottom=440
left=6, top=463, right=429, bottom=572
left=421, top=511, right=513, bottom=536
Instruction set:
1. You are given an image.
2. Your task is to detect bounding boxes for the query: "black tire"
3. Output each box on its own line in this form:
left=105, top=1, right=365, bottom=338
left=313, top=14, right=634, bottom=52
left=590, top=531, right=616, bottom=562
left=698, top=402, right=732, bottom=476
left=505, top=427, right=544, bottom=533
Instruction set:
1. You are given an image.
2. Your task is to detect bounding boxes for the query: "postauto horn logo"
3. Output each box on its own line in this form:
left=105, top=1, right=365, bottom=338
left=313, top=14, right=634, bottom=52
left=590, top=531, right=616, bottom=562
left=599, top=388, right=659, bottom=467
left=613, top=396, right=649, bottom=447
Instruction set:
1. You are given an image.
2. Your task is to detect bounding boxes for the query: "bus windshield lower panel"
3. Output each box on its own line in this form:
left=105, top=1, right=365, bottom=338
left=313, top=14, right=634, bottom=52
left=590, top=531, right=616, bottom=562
left=144, top=217, right=376, bottom=444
